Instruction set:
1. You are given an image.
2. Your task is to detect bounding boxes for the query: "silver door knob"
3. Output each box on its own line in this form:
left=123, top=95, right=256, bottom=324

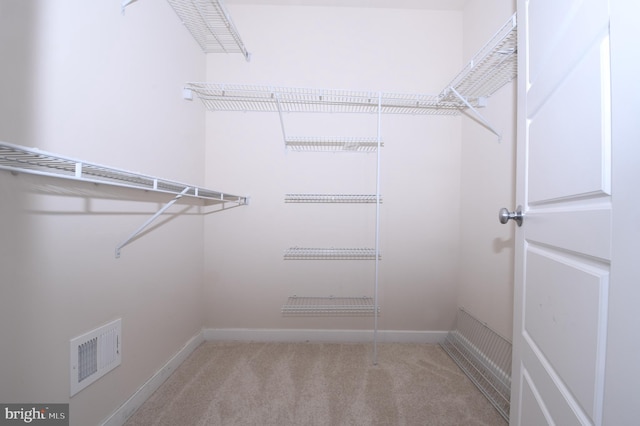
left=499, top=205, right=524, bottom=227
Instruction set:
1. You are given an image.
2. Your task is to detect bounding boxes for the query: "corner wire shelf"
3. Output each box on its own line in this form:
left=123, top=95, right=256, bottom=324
left=285, top=194, right=381, bottom=204
left=165, top=0, right=251, bottom=60
left=0, top=141, right=248, bottom=257
left=283, top=247, right=381, bottom=261
left=440, top=308, right=512, bottom=422
left=439, top=13, right=517, bottom=138
left=282, top=296, right=379, bottom=316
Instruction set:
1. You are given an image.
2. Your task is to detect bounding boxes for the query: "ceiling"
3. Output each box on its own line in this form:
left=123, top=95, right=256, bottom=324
left=224, top=0, right=468, bottom=10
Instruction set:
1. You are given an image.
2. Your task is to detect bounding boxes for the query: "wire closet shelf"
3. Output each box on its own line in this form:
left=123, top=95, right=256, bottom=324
left=440, top=13, right=517, bottom=103
left=285, top=194, right=381, bottom=203
left=166, top=0, right=250, bottom=60
left=282, top=296, right=379, bottom=316
left=0, top=142, right=247, bottom=206
left=440, top=308, right=512, bottom=422
left=283, top=247, right=381, bottom=261
left=184, top=83, right=462, bottom=115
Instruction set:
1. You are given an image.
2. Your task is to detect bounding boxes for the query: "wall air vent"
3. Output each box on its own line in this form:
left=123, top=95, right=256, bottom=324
left=70, top=319, right=122, bottom=396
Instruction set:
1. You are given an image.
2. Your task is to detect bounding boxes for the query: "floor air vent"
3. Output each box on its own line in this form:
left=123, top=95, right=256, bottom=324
left=70, top=319, right=121, bottom=396
left=440, top=308, right=512, bottom=422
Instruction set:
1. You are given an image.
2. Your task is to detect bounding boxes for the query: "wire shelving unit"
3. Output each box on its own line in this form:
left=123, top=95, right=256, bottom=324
left=0, top=142, right=247, bottom=257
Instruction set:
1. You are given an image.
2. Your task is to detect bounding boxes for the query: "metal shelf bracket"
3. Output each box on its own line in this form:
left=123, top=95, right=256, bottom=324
left=448, top=87, right=501, bottom=141
left=115, top=186, right=190, bottom=258
left=121, top=0, right=138, bottom=15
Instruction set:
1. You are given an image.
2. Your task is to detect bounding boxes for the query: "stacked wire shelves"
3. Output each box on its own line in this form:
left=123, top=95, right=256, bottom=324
left=184, top=84, right=390, bottom=322
left=279, top=114, right=383, bottom=322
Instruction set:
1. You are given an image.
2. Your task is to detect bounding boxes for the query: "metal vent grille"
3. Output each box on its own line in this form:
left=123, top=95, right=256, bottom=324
left=70, top=319, right=122, bottom=396
left=77, top=338, right=98, bottom=382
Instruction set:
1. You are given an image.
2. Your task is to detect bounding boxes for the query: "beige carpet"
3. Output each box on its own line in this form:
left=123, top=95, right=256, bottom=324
left=124, top=341, right=507, bottom=426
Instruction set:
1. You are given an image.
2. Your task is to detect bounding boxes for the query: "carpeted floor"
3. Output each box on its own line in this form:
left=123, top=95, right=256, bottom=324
left=124, top=341, right=507, bottom=426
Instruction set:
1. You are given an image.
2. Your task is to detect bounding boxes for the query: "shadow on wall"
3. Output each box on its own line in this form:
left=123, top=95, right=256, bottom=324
left=492, top=235, right=514, bottom=254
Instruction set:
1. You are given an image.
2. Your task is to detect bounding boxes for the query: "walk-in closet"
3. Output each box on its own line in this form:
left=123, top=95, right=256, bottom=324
left=7, top=1, right=635, bottom=425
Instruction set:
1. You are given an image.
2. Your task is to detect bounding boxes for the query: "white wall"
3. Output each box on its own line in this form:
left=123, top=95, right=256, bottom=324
left=458, top=0, right=517, bottom=339
left=0, top=1, right=207, bottom=425
left=202, top=4, right=465, bottom=333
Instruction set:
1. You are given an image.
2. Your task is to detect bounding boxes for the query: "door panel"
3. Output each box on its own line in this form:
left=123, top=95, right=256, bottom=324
left=520, top=373, right=551, bottom=426
left=528, top=38, right=611, bottom=203
left=525, top=208, right=611, bottom=260
left=528, top=0, right=610, bottom=105
left=524, top=248, right=609, bottom=419
left=521, top=343, right=587, bottom=425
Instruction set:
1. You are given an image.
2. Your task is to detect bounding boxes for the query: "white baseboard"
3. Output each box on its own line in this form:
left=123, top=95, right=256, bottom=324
left=101, top=330, right=205, bottom=426
left=203, top=328, right=448, bottom=344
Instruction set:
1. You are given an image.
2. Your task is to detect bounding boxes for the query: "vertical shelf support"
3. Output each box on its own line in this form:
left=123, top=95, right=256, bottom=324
left=115, top=186, right=191, bottom=258
left=274, top=92, right=289, bottom=144
left=373, top=91, right=382, bottom=365
left=449, top=87, right=502, bottom=140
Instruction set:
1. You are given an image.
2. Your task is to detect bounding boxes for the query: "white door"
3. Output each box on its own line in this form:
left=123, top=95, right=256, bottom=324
left=511, top=0, right=613, bottom=424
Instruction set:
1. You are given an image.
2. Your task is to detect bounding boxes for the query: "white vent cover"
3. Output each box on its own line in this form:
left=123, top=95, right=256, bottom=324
left=70, top=319, right=121, bottom=396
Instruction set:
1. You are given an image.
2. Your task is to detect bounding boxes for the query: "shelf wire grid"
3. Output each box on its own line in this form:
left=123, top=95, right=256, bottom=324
left=166, top=0, right=250, bottom=59
left=0, top=142, right=247, bottom=206
left=184, top=83, right=461, bottom=115
left=440, top=308, right=512, bottom=422
left=283, top=247, right=381, bottom=260
left=441, top=13, right=517, bottom=103
left=285, top=194, right=381, bottom=203
left=282, top=296, right=379, bottom=316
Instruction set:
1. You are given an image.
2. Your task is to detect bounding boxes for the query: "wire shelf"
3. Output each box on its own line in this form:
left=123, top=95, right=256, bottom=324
left=285, top=137, right=382, bottom=152
left=0, top=142, right=247, bottom=206
left=283, top=247, right=381, bottom=260
left=184, top=83, right=461, bottom=115
left=166, top=0, right=250, bottom=60
left=285, top=194, right=381, bottom=203
left=440, top=308, right=512, bottom=422
left=282, top=296, right=379, bottom=316
left=441, top=13, right=517, bottom=102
